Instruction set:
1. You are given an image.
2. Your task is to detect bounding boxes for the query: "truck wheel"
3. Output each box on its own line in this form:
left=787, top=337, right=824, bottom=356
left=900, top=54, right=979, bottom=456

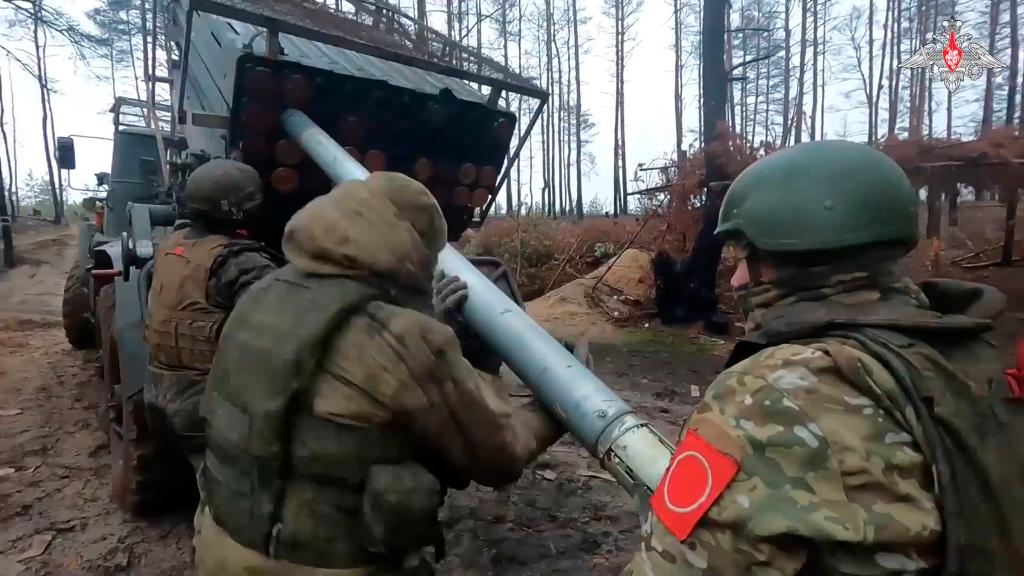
left=110, top=395, right=166, bottom=515
left=108, top=382, right=198, bottom=515
left=94, top=285, right=117, bottom=436
left=62, top=256, right=96, bottom=349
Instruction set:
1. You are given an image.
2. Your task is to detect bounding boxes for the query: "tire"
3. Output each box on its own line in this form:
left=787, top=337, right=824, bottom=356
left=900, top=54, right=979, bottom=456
left=61, top=255, right=96, bottom=349
left=94, top=285, right=117, bottom=437
left=107, top=356, right=198, bottom=516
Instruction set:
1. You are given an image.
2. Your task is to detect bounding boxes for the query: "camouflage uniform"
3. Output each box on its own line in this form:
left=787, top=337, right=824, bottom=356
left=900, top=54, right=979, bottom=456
left=145, top=159, right=279, bottom=468
left=627, top=141, right=1024, bottom=576
left=195, top=173, right=564, bottom=575
left=145, top=225, right=281, bottom=459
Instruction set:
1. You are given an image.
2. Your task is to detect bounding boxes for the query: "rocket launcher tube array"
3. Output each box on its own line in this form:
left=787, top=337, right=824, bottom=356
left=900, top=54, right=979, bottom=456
left=281, top=109, right=674, bottom=499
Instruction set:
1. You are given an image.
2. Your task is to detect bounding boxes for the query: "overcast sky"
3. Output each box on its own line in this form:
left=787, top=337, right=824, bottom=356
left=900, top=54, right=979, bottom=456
left=0, top=0, right=1002, bottom=207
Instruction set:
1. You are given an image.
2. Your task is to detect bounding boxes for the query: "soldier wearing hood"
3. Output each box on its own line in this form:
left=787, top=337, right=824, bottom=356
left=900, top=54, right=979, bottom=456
left=194, top=172, right=576, bottom=575
left=626, top=141, right=1024, bottom=576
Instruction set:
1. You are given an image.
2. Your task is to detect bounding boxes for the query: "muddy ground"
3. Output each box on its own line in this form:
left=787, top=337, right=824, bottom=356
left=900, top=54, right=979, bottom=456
left=0, top=212, right=1021, bottom=575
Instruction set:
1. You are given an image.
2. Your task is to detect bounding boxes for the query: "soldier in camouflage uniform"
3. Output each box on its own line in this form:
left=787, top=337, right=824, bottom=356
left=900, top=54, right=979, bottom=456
left=627, top=141, right=1024, bottom=576
left=145, top=159, right=282, bottom=470
left=194, top=172, right=580, bottom=575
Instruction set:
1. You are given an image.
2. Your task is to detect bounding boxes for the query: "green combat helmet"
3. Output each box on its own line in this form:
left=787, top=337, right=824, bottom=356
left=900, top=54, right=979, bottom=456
left=183, top=159, right=263, bottom=223
left=716, top=140, right=919, bottom=254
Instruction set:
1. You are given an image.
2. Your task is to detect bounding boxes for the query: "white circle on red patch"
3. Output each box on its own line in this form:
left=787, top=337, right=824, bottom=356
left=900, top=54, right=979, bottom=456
left=662, top=451, right=713, bottom=514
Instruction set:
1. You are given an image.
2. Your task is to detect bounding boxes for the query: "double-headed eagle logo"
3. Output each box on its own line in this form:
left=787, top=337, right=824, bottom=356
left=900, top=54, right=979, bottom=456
left=898, top=17, right=1006, bottom=93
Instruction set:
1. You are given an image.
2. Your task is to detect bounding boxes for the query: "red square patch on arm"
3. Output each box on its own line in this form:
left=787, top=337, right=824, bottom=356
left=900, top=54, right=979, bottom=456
left=649, top=430, right=739, bottom=542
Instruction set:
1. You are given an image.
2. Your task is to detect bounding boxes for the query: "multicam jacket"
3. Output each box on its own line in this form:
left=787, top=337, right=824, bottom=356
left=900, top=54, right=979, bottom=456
left=627, top=272, right=1024, bottom=576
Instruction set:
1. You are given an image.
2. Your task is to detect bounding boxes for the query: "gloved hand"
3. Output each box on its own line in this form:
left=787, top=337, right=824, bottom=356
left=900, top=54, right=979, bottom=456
left=432, top=268, right=469, bottom=326
left=433, top=270, right=502, bottom=374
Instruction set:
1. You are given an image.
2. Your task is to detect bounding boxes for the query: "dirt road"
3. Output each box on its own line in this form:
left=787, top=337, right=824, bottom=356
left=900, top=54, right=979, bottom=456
left=0, top=225, right=719, bottom=575
left=0, top=226, right=194, bottom=576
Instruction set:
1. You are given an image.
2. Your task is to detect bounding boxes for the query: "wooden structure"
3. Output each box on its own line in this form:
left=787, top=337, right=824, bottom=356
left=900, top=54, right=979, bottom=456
left=881, top=135, right=1023, bottom=268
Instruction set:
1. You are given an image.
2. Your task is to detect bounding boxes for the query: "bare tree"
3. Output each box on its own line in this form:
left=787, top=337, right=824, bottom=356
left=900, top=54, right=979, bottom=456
left=782, top=0, right=792, bottom=144
left=29, top=0, right=61, bottom=223
left=980, top=0, right=1001, bottom=132
left=794, top=0, right=807, bottom=143
left=673, top=0, right=683, bottom=162
left=42, top=24, right=64, bottom=213
left=867, top=0, right=874, bottom=142
left=5, top=59, right=17, bottom=215
left=1007, top=0, right=1019, bottom=126
left=572, top=0, right=583, bottom=219
left=0, top=59, right=14, bottom=220
left=872, top=0, right=891, bottom=142
left=811, top=0, right=818, bottom=140
left=886, top=0, right=902, bottom=137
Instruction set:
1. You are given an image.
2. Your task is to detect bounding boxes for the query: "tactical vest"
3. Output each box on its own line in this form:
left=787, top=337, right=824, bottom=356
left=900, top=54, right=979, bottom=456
left=729, top=290, right=1024, bottom=576
left=145, top=229, right=231, bottom=371
left=201, top=266, right=442, bottom=572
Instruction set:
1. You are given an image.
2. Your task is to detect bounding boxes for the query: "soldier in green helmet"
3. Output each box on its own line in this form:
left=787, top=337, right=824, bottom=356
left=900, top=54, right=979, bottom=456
left=145, top=158, right=282, bottom=472
left=626, top=140, right=1024, bottom=575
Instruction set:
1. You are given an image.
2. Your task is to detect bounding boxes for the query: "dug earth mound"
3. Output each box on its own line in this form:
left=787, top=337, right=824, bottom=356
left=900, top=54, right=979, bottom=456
left=527, top=249, right=654, bottom=342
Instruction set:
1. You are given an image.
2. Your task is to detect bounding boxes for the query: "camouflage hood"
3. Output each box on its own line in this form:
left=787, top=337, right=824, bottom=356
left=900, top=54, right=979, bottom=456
left=282, top=173, right=448, bottom=294
left=736, top=263, right=1003, bottom=344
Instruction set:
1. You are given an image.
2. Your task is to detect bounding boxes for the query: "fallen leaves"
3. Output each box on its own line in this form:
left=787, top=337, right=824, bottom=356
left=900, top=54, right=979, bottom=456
left=534, top=469, right=558, bottom=481
left=577, top=469, right=615, bottom=482
left=0, top=409, right=23, bottom=417
left=15, top=533, right=54, bottom=562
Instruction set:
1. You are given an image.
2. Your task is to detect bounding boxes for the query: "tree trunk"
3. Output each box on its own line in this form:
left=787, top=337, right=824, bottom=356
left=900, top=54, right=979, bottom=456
left=516, top=0, right=524, bottom=216
left=782, top=0, right=792, bottom=145
left=820, top=0, right=827, bottom=139
left=927, top=0, right=937, bottom=137
left=0, top=156, right=12, bottom=267
left=555, top=34, right=564, bottom=217
left=752, top=8, right=762, bottom=146
left=123, top=5, right=142, bottom=101
left=108, top=35, right=117, bottom=102
left=32, top=1, right=61, bottom=224
left=612, top=0, right=621, bottom=217
left=698, top=1, right=704, bottom=147
left=795, top=0, right=807, bottom=143
left=140, top=0, right=151, bottom=128
left=7, top=60, right=17, bottom=215
left=572, top=0, right=583, bottom=220
left=42, top=26, right=63, bottom=215
left=867, top=0, right=875, bottom=143
left=446, top=0, right=454, bottom=38
left=673, top=0, right=683, bottom=163
left=981, top=0, right=1000, bottom=132
left=500, top=0, right=512, bottom=215
left=0, top=59, right=15, bottom=221
left=619, top=24, right=629, bottom=216
left=888, top=0, right=902, bottom=137
left=726, top=27, right=736, bottom=133
left=667, top=0, right=729, bottom=325
left=1002, top=189, right=1019, bottom=264
left=764, top=22, right=772, bottom=144
left=811, top=0, right=818, bottom=141
left=544, top=0, right=555, bottom=217
left=1007, top=0, right=1020, bottom=126
left=915, top=0, right=929, bottom=135
left=873, top=0, right=892, bottom=143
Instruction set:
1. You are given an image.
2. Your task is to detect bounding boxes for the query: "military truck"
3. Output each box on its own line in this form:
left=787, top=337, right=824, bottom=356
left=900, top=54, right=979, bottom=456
left=61, top=0, right=545, bottom=514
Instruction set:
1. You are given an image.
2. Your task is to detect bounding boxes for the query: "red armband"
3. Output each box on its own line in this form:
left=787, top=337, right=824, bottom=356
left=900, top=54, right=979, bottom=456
left=649, top=430, right=739, bottom=542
